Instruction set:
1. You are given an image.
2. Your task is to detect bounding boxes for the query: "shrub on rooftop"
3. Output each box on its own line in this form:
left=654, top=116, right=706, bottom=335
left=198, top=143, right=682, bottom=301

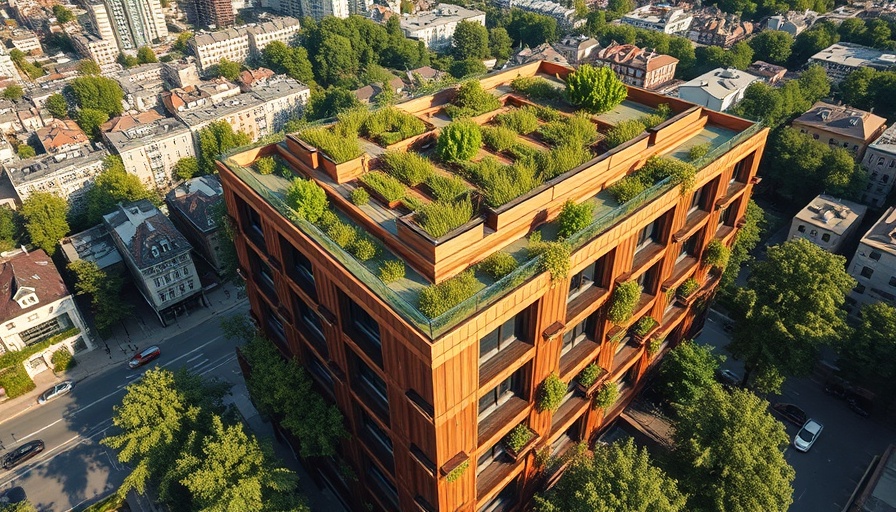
left=416, top=196, right=474, bottom=238
left=643, top=157, right=697, bottom=195
left=298, top=126, right=362, bottom=164
left=286, top=177, right=328, bottom=223
left=350, top=187, right=370, bottom=206
left=467, top=156, right=543, bottom=208
left=444, top=80, right=502, bottom=119
left=326, top=221, right=357, bottom=249
left=349, top=237, right=377, bottom=261
left=255, top=156, right=276, bottom=175
left=360, top=171, right=407, bottom=204
left=362, top=107, right=427, bottom=146
left=607, top=175, right=648, bottom=204
left=688, top=142, right=711, bottom=162
left=557, top=200, right=594, bottom=240
left=379, top=260, right=405, bottom=283
left=604, top=120, right=646, bottom=149
left=530, top=105, right=563, bottom=122
left=536, top=143, right=592, bottom=180
left=436, top=119, right=482, bottom=162
left=334, top=107, right=370, bottom=138
left=482, top=125, right=518, bottom=153
left=538, top=113, right=598, bottom=148
left=510, top=76, right=564, bottom=101
left=478, top=251, right=518, bottom=280
left=380, top=150, right=435, bottom=186
left=495, top=108, right=539, bottom=134
left=418, top=270, right=479, bottom=318
left=565, top=64, right=627, bottom=114
left=425, top=173, right=469, bottom=202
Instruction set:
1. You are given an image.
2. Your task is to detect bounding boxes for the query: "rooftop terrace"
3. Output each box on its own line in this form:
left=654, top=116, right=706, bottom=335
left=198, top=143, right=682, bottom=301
left=220, top=61, right=764, bottom=340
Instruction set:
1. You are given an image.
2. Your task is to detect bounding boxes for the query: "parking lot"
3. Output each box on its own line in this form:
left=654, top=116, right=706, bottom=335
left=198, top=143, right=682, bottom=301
left=697, top=313, right=895, bottom=512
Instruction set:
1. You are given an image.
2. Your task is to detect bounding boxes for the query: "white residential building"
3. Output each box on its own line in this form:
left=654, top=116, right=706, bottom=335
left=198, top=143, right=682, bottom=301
left=104, top=200, right=203, bottom=326
left=5, top=144, right=109, bottom=214
left=621, top=5, right=693, bottom=35
left=510, top=0, right=581, bottom=28
left=247, top=16, right=302, bottom=55
left=102, top=0, right=168, bottom=50
left=788, top=194, right=867, bottom=253
left=70, top=33, right=118, bottom=66
left=809, top=43, right=896, bottom=83
left=677, top=67, right=760, bottom=112
left=0, top=249, right=93, bottom=381
left=103, top=115, right=195, bottom=191
left=848, top=207, right=896, bottom=313
left=247, top=76, right=311, bottom=133
left=190, top=17, right=301, bottom=72
left=280, top=0, right=349, bottom=20
left=399, top=5, right=486, bottom=50
left=861, top=124, right=896, bottom=208
left=9, top=29, right=42, bottom=54
left=85, top=0, right=119, bottom=45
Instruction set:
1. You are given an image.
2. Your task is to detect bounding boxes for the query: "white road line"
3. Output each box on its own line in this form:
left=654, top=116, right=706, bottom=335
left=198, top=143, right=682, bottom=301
left=185, top=353, right=204, bottom=363
left=190, top=359, right=210, bottom=370
left=199, top=355, right=237, bottom=376
left=18, top=419, right=63, bottom=442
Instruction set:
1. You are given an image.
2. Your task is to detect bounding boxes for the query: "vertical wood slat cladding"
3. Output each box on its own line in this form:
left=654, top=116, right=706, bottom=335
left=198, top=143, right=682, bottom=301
left=217, top=80, right=770, bottom=511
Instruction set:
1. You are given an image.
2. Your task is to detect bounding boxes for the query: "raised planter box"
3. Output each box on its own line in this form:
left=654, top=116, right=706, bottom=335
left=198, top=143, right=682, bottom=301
left=676, top=289, right=698, bottom=307
left=320, top=153, right=365, bottom=184
left=504, top=433, right=538, bottom=462
left=359, top=181, right=403, bottom=209
left=576, top=373, right=606, bottom=397
left=631, top=322, right=659, bottom=346
left=286, top=135, right=319, bottom=170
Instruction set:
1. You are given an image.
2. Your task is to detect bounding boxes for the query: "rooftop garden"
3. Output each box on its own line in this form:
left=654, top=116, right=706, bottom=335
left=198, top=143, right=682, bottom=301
left=225, top=61, right=762, bottom=340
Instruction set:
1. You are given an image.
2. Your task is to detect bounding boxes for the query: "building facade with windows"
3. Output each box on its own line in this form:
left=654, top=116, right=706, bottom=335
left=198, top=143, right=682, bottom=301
left=848, top=207, right=896, bottom=314
left=196, top=0, right=234, bottom=28
left=809, top=43, right=896, bottom=83
left=399, top=6, right=486, bottom=50
left=621, top=5, right=693, bottom=34
left=218, top=60, right=767, bottom=512
left=165, top=175, right=227, bottom=274
left=788, top=194, right=866, bottom=253
left=103, top=114, right=196, bottom=191
left=792, top=102, right=887, bottom=160
left=594, top=43, right=678, bottom=90
left=861, top=124, right=896, bottom=208
left=0, top=249, right=93, bottom=379
left=103, top=200, right=203, bottom=326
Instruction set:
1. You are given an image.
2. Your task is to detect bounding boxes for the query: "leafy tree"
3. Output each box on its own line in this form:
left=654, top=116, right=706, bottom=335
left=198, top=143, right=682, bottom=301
left=2, top=84, right=23, bottom=101
left=176, top=416, right=305, bottom=511
left=695, top=42, right=753, bottom=72
left=732, top=82, right=786, bottom=125
left=9, top=48, right=44, bottom=79
left=67, top=76, right=124, bottom=116
left=314, top=33, right=360, bottom=87
left=173, top=156, right=199, bottom=181
left=45, top=93, right=68, bottom=119
left=673, top=386, right=794, bottom=512
left=303, top=87, right=361, bottom=122
left=449, top=58, right=487, bottom=78
left=866, top=70, right=896, bottom=120
left=717, top=0, right=757, bottom=17
left=489, top=27, right=513, bottom=61
left=565, top=64, right=627, bottom=114
left=0, top=501, right=37, bottom=512
left=721, top=200, right=765, bottom=290
left=117, top=52, right=139, bottom=68
left=75, top=108, right=109, bottom=140
left=837, top=302, right=896, bottom=394
left=136, top=46, right=158, bottom=64
left=797, top=64, right=830, bottom=104
left=790, top=21, right=839, bottom=68
left=68, top=259, right=132, bottom=333
left=667, top=36, right=696, bottom=77
left=197, top=121, right=252, bottom=175
left=506, top=9, right=559, bottom=47
left=52, top=4, right=74, bottom=23
left=85, top=156, right=156, bottom=225
left=453, top=20, right=490, bottom=60
left=822, top=147, right=866, bottom=198
left=21, top=191, right=69, bottom=255
left=607, top=0, right=635, bottom=17
left=534, top=439, right=687, bottom=512
left=839, top=67, right=876, bottom=109
left=728, top=238, right=854, bottom=392
left=261, top=41, right=315, bottom=85
left=0, top=206, right=21, bottom=251
left=78, top=59, right=101, bottom=75
left=437, top=119, right=482, bottom=162
left=173, top=31, right=193, bottom=54
left=748, top=30, right=793, bottom=65
left=216, top=58, right=240, bottom=81
left=658, top=341, right=723, bottom=407
left=16, top=144, right=35, bottom=159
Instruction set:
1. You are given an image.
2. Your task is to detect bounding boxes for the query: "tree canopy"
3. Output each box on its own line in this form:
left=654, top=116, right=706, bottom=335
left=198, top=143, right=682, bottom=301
left=261, top=41, right=315, bottom=85
left=136, top=46, right=158, bottom=64
left=216, top=58, right=240, bottom=81
left=68, top=259, right=132, bottom=334
left=303, top=88, right=362, bottom=122
left=489, top=27, right=513, bottom=61
left=505, top=9, right=559, bottom=47
left=534, top=439, right=687, bottom=512
left=748, top=30, right=793, bottom=65
left=75, top=108, right=109, bottom=141
left=695, top=42, right=753, bottom=73
left=173, top=156, right=199, bottom=181
left=721, top=200, right=765, bottom=290
left=728, top=238, right=854, bottom=392
left=838, top=67, right=896, bottom=121
left=0, top=206, right=22, bottom=252
left=45, top=93, right=68, bottom=119
left=453, top=20, right=490, bottom=61
left=2, top=85, right=23, bottom=101
left=197, top=121, right=252, bottom=175
left=85, top=156, right=157, bottom=226
left=52, top=4, right=74, bottom=23
left=673, top=386, right=795, bottom=512
left=21, top=192, right=69, bottom=255
left=78, top=59, right=101, bottom=76
left=16, top=144, right=34, bottom=159
left=658, top=341, right=723, bottom=407
left=836, top=302, right=896, bottom=394
left=67, top=76, right=124, bottom=116
left=565, top=64, right=627, bottom=114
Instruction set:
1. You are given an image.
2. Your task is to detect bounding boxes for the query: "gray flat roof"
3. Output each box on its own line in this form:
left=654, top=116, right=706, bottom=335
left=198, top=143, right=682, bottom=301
left=104, top=116, right=192, bottom=153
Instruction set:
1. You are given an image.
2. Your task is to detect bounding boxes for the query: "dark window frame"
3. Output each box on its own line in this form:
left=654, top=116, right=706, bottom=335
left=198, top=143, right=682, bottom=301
left=478, top=370, right=521, bottom=420
left=479, top=315, right=523, bottom=364
left=343, top=296, right=383, bottom=367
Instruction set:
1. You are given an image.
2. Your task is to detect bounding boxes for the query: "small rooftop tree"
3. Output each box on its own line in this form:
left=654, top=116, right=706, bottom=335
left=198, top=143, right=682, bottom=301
left=565, top=64, right=627, bottom=115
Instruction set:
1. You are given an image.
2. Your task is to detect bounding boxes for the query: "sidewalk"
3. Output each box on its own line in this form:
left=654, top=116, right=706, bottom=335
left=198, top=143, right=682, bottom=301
left=0, top=283, right=249, bottom=426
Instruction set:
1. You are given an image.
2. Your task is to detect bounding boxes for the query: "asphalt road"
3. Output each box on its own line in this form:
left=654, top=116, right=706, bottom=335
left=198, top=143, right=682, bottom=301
left=0, top=310, right=246, bottom=511
left=697, top=312, right=895, bottom=512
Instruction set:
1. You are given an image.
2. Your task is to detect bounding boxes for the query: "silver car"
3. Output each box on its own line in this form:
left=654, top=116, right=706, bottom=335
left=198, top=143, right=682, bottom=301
left=37, top=380, right=73, bottom=404
left=793, top=419, right=823, bottom=452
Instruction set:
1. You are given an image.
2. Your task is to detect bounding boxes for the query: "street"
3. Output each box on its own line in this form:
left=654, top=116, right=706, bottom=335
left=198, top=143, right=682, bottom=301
left=697, top=312, right=895, bottom=512
left=0, top=309, right=245, bottom=511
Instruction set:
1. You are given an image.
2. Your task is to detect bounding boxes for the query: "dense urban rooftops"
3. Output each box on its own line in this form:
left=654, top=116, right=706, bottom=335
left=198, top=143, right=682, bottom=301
left=220, top=61, right=764, bottom=339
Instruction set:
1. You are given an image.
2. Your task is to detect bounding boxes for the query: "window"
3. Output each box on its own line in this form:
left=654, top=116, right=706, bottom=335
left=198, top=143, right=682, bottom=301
left=18, top=314, right=69, bottom=346
left=308, top=355, right=334, bottom=391
left=855, top=284, right=866, bottom=294
left=366, top=460, right=398, bottom=510
left=809, top=229, right=818, bottom=237
left=410, top=444, right=436, bottom=475
left=356, top=356, right=389, bottom=418
left=265, top=305, right=286, bottom=345
left=477, top=441, right=509, bottom=475
left=479, top=371, right=521, bottom=420
left=678, top=236, right=698, bottom=263
left=480, top=315, right=522, bottom=364
left=797, top=224, right=806, bottom=233
left=298, top=299, right=327, bottom=358
left=635, top=218, right=661, bottom=253
left=284, top=240, right=316, bottom=299
left=243, top=203, right=265, bottom=249
left=821, top=233, right=831, bottom=243
left=731, top=157, right=748, bottom=183
left=870, top=251, right=882, bottom=261
left=688, top=186, right=703, bottom=214
left=561, top=317, right=592, bottom=355
left=251, top=251, right=276, bottom=299
left=343, top=296, right=382, bottom=366
left=889, top=276, right=896, bottom=287
left=362, top=412, right=394, bottom=471
left=5, top=322, right=13, bottom=330
left=478, top=477, right=519, bottom=512
left=406, top=389, right=434, bottom=419
left=861, top=266, right=874, bottom=278
left=569, top=254, right=608, bottom=299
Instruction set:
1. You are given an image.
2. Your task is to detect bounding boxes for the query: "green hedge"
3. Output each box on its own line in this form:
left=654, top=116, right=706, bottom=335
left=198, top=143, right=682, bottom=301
left=380, top=150, right=435, bottom=186
left=360, top=171, right=407, bottom=203
left=444, top=81, right=502, bottom=119
left=416, top=197, right=474, bottom=238
left=606, top=156, right=697, bottom=204
left=418, top=270, right=479, bottom=318
left=604, top=120, right=646, bottom=149
left=536, top=143, right=592, bottom=180
left=362, top=107, right=426, bottom=146
left=0, top=328, right=80, bottom=399
left=478, top=252, right=518, bottom=280
left=0, top=365, right=36, bottom=398
left=51, top=347, right=76, bottom=372
left=298, top=126, right=362, bottom=164
left=538, top=113, right=598, bottom=148
left=494, top=108, right=539, bottom=134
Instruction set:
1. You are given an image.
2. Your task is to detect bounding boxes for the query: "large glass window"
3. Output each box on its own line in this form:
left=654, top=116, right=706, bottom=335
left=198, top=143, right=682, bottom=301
left=678, top=235, right=698, bottom=263
left=479, top=371, right=521, bottom=420
left=297, top=298, right=327, bottom=358
left=366, top=459, right=399, bottom=510
left=355, top=356, right=389, bottom=419
left=18, top=313, right=70, bottom=346
left=343, top=296, right=382, bottom=366
left=478, top=477, right=519, bottom=512
left=250, top=251, right=276, bottom=299
left=362, top=412, right=394, bottom=471
left=688, top=186, right=704, bottom=215
left=635, top=218, right=661, bottom=253
left=476, top=441, right=509, bottom=475
left=243, top=203, right=265, bottom=249
left=480, top=315, right=522, bottom=364
left=561, top=317, right=592, bottom=355
left=286, top=241, right=316, bottom=299
left=307, top=355, right=334, bottom=391
left=569, top=254, right=608, bottom=300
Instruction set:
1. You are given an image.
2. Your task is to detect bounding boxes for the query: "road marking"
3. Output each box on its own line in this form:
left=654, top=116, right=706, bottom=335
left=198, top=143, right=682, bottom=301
left=18, top=419, right=63, bottom=442
left=186, top=353, right=204, bottom=363
left=199, top=355, right=236, bottom=376
left=190, top=359, right=209, bottom=370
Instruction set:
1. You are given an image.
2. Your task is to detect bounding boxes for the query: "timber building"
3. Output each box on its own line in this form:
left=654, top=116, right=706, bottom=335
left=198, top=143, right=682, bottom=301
left=217, top=60, right=768, bottom=511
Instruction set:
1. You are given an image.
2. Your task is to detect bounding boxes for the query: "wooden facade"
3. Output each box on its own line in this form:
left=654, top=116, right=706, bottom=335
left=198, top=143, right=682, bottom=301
left=217, top=60, right=769, bottom=512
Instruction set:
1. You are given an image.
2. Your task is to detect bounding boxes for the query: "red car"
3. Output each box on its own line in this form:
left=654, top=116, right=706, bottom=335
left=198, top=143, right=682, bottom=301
left=128, top=345, right=161, bottom=369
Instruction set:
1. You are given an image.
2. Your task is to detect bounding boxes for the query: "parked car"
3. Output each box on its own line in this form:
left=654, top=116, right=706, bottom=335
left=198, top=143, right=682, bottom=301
left=793, top=419, right=824, bottom=452
left=37, top=380, right=74, bottom=404
left=0, top=486, right=26, bottom=504
left=772, top=403, right=808, bottom=427
left=128, top=346, right=161, bottom=369
left=1, top=440, right=45, bottom=470
left=715, top=368, right=741, bottom=388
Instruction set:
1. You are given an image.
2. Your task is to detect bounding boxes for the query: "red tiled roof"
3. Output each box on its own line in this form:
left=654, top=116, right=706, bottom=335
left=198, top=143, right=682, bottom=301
left=36, top=119, right=88, bottom=153
left=0, top=249, right=70, bottom=323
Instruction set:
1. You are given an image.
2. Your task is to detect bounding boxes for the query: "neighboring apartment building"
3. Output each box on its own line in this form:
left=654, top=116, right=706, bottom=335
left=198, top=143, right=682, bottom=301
left=84, top=0, right=119, bottom=46
left=161, top=79, right=242, bottom=113
left=746, top=60, right=787, bottom=84
left=190, top=17, right=301, bottom=72
left=595, top=43, right=678, bottom=91
left=788, top=194, right=866, bottom=253
left=196, top=0, right=234, bottom=28
left=246, top=76, right=311, bottom=132
left=791, top=102, right=887, bottom=160
left=6, top=143, right=108, bottom=214
left=809, top=43, right=896, bottom=83
left=554, top=36, right=599, bottom=64
left=861, top=124, right=896, bottom=208
left=70, top=33, right=118, bottom=66
left=765, top=10, right=815, bottom=36
left=165, top=175, right=227, bottom=274
left=103, top=200, right=202, bottom=326
left=59, top=224, right=124, bottom=273
left=509, top=0, right=581, bottom=28
left=678, top=67, right=760, bottom=112
left=399, top=5, right=485, bottom=50
left=9, top=29, right=42, bottom=54
left=279, top=0, right=349, bottom=20
left=101, top=0, right=169, bottom=50
left=217, top=60, right=768, bottom=512
left=848, top=207, right=896, bottom=313
left=115, top=62, right=165, bottom=112
left=621, top=5, right=693, bottom=35
left=0, top=249, right=93, bottom=379
left=103, top=114, right=196, bottom=191
left=687, top=9, right=753, bottom=48
left=36, top=119, right=89, bottom=155
left=162, top=58, right=202, bottom=89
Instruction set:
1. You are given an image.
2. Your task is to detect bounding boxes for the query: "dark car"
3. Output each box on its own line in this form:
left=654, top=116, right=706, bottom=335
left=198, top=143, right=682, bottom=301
left=772, top=402, right=808, bottom=426
left=0, top=486, right=26, bottom=504
left=128, top=345, right=161, bottom=369
left=1, top=440, right=45, bottom=470
left=715, top=368, right=741, bottom=388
